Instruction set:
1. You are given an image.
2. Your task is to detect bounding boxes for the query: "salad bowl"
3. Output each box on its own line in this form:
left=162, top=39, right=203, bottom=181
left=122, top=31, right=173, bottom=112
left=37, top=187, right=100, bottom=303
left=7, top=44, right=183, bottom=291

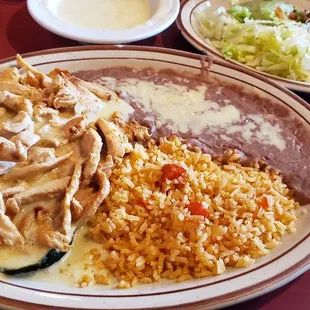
left=177, top=0, right=310, bottom=93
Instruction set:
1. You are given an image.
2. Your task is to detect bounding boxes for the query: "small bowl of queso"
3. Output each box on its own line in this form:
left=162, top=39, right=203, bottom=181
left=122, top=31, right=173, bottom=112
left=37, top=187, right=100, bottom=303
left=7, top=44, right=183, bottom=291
left=27, top=0, right=180, bottom=44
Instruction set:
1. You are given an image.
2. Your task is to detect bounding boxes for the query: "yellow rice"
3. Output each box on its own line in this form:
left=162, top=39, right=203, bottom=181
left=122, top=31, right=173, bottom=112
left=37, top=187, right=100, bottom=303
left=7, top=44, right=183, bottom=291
left=87, top=137, right=299, bottom=288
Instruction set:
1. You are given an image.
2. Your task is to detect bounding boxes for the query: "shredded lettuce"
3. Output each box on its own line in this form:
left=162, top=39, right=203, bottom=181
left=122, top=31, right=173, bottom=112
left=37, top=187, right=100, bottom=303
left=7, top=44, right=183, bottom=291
left=236, top=1, right=295, bottom=21
left=228, top=6, right=252, bottom=22
left=195, top=7, right=310, bottom=82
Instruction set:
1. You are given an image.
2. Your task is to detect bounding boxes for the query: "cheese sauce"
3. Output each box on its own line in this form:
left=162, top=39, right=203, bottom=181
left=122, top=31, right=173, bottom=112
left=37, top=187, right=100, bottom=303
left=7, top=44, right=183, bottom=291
left=56, top=0, right=153, bottom=30
left=25, top=227, right=106, bottom=286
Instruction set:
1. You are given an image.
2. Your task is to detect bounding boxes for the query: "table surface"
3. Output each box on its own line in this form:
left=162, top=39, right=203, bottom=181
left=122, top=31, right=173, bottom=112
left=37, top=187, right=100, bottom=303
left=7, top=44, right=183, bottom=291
left=0, top=1, right=309, bottom=309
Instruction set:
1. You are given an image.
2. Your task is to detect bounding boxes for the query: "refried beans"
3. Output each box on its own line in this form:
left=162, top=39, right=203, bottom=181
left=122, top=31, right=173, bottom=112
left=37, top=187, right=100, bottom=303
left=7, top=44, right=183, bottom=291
left=75, top=67, right=310, bottom=204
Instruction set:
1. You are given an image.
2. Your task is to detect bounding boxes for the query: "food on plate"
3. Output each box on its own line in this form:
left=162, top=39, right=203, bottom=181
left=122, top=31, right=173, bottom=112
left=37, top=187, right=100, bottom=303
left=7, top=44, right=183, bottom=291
left=0, top=56, right=309, bottom=287
left=77, top=66, right=310, bottom=204
left=195, top=0, right=310, bottom=82
left=87, top=137, right=298, bottom=287
left=0, top=55, right=142, bottom=274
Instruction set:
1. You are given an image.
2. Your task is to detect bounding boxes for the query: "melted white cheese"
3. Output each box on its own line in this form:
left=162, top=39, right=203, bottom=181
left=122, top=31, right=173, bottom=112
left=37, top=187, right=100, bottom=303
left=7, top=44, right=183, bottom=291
left=97, top=77, right=286, bottom=151
left=26, top=227, right=106, bottom=286
left=101, top=78, right=241, bottom=134
left=55, top=0, right=152, bottom=30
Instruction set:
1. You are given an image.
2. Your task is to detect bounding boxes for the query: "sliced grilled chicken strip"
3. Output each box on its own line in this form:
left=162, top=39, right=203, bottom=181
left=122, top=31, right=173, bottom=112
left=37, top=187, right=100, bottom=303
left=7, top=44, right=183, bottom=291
left=36, top=124, right=64, bottom=148
left=0, top=137, right=27, bottom=162
left=76, top=170, right=110, bottom=228
left=37, top=209, right=71, bottom=251
left=28, top=147, right=55, bottom=163
left=0, top=107, right=6, bottom=117
left=24, top=71, right=41, bottom=88
left=33, top=105, right=59, bottom=121
left=111, top=113, right=150, bottom=142
left=62, top=116, right=87, bottom=142
left=52, top=75, right=102, bottom=114
left=16, top=54, right=52, bottom=88
left=6, top=177, right=71, bottom=210
left=1, top=186, right=25, bottom=199
left=0, top=67, right=20, bottom=84
left=71, top=198, right=84, bottom=222
left=0, top=213, right=25, bottom=246
left=0, top=194, right=24, bottom=246
left=10, top=130, right=40, bottom=149
left=61, top=158, right=84, bottom=236
left=0, top=91, right=33, bottom=116
left=97, top=118, right=132, bottom=158
left=47, top=68, right=71, bottom=80
left=80, top=128, right=103, bottom=186
left=3, top=111, right=33, bottom=134
left=17, top=211, right=36, bottom=239
left=98, top=155, right=114, bottom=178
left=73, top=187, right=95, bottom=209
left=5, top=152, right=73, bottom=180
left=0, top=161, right=16, bottom=176
left=0, top=193, right=5, bottom=212
left=77, top=79, right=118, bottom=101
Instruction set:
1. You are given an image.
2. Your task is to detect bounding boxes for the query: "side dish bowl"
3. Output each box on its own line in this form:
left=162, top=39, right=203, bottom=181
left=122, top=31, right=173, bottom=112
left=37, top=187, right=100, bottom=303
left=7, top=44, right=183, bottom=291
left=177, top=0, right=310, bottom=93
left=27, top=0, right=180, bottom=44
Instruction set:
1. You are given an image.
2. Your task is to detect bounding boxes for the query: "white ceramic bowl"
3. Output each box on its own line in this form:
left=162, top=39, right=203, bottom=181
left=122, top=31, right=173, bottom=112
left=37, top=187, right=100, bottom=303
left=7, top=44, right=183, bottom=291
left=27, top=0, right=180, bottom=44
left=177, top=0, right=310, bottom=93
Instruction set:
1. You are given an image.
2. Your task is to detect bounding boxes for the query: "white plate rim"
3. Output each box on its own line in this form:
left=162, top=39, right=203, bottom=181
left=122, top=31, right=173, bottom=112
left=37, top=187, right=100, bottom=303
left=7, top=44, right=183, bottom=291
left=0, top=45, right=309, bottom=310
left=177, top=0, right=310, bottom=93
left=26, top=0, right=180, bottom=44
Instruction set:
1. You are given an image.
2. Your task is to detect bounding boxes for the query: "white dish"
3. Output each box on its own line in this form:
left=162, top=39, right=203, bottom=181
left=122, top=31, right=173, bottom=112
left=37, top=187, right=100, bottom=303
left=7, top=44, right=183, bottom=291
left=0, top=45, right=309, bottom=310
left=27, top=0, right=180, bottom=44
left=177, top=0, right=310, bottom=93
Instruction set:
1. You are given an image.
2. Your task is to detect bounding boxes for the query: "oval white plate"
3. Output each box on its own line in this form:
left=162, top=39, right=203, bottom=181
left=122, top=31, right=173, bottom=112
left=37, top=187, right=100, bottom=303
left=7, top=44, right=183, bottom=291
left=177, top=0, right=310, bottom=93
left=0, top=46, right=309, bottom=309
left=27, top=0, right=180, bottom=44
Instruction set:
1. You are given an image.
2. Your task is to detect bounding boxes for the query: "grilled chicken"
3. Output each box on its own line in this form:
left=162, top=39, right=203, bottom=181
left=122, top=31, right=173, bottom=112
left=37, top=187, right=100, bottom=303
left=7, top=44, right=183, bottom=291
left=0, top=186, right=25, bottom=199
left=36, top=124, right=64, bottom=148
left=28, top=147, right=55, bottom=163
left=3, top=111, right=33, bottom=134
left=37, top=209, right=71, bottom=251
left=0, top=212, right=25, bottom=246
left=0, top=161, right=16, bottom=176
left=0, top=193, right=5, bottom=212
left=0, top=56, right=142, bottom=257
left=17, top=211, right=36, bottom=239
left=0, top=67, right=20, bottom=84
left=16, top=54, right=52, bottom=88
left=97, top=118, right=132, bottom=158
left=97, top=155, right=114, bottom=178
left=0, top=194, right=24, bottom=246
left=0, top=137, right=27, bottom=162
left=70, top=198, right=84, bottom=222
left=61, top=158, right=84, bottom=236
left=76, top=169, right=110, bottom=228
left=23, top=71, right=41, bottom=88
left=0, top=91, right=33, bottom=116
left=33, top=105, right=59, bottom=121
left=77, top=79, right=118, bottom=101
left=111, top=113, right=150, bottom=142
left=0, top=107, right=6, bottom=117
left=80, top=128, right=103, bottom=186
left=62, top=116, right=87, bottom=142
left=10, top=130, right=40, bottom=149
left=5, top=152, right=73, bottom=180
left=52, top=75, right=102, bottom=114
left=6, top=177, right=71, bottom=210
